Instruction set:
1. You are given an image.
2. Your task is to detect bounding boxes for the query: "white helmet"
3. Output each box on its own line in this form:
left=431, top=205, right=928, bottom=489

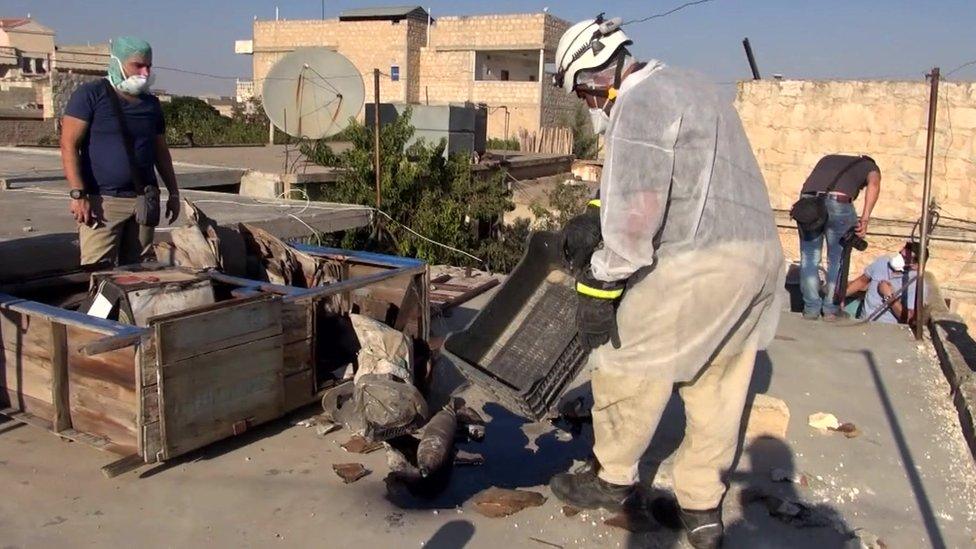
left=553, top=14, right=632, bottom=94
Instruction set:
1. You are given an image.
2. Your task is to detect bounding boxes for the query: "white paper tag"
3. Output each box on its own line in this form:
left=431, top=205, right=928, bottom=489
left=87, top=293, right=114, bottom=319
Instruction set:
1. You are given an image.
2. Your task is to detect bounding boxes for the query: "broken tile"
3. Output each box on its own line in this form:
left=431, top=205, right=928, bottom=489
left=454, top=451, right=485, bottom=467
left=808, top=412, right=841, bottom=431
left=332, top=463, right=369, bottom=484
left=341, top=435, right=384, bottom=454
left=745, top=394, right=790, bottom=441
left=604, top=510, right=657, bottom=533
left=472, top=487, right=546, bottom=518
left=561, top=505, right=581, bottom=518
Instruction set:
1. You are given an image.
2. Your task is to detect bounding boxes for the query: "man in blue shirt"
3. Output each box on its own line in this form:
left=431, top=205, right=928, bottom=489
left=846, top=242, right=926, bottom=324
left=60, top=36, right=179, bottom=265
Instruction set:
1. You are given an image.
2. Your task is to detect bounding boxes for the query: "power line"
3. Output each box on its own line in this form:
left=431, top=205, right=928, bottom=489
left=945, top=59, right=976, bottom=78
left=622, top=0, right=716, bottom=26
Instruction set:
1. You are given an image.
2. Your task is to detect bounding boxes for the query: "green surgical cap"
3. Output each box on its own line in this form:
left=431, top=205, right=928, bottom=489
left=107, top=36, right=152, bottom=86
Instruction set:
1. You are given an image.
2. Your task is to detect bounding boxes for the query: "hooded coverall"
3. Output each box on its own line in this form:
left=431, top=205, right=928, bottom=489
left=588, top=62, right=784, bottom=511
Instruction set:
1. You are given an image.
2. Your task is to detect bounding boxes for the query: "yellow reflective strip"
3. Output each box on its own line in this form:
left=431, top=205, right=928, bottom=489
left=576, top=282, right=623, bottom=300
left=607, top=87, right=618, bottom=101
left=587, top=199, right=601, bottom=208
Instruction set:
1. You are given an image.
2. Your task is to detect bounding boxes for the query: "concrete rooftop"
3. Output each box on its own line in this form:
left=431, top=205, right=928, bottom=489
left=1, top=294, right=974, bottom=547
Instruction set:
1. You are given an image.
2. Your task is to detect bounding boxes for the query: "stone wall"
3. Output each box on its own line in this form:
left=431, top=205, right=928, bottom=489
left=0, top=117, right=55, bottom=144
left=429, top=14, right=549, bottom=49
left=736, top=79, right=976, bottom=323
left=49, top=71, right=101, bottom=120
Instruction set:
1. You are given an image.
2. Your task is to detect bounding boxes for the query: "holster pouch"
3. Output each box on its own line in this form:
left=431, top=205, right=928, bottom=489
left=136, top=185, right=161, bottom=227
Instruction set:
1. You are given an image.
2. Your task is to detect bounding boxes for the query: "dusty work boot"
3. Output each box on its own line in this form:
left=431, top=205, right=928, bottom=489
left=549, top=462, right=634, bottom=511
left=651, top=496, right=723, bottom=549
left=801, top=310, right=820, bottom=321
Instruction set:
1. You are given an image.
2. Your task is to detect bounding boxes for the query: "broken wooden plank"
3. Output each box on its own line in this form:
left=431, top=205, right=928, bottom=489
left=78, top=331, right=144, bottom=357
left=101, top=454, right=145, bottom=479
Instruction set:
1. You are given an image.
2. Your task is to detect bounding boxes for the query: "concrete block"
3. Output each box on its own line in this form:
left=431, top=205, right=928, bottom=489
left=745, top=393, right=791, bottom=441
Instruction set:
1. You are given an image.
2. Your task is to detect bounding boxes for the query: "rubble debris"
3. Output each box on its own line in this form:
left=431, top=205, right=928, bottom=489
left=561, top=505, right=581, bottom=518
left=808, top=412, right=841, bottom=431
left=741, top=488, right=853, bottom=536
left=454, top=451, right=485, bottom=467
left=830, top=422, right=861, bottom=438
left=417, top=407, right=458, bottom=477
left=316, top=422, right=341, bottom=436
left=855, top=531, right=888, bottom=549
left=745, top=394, right=791, bottom=440
left=332, top=463, right=370, bottom=484
left=341, top=435, right=384, bottom=454
left=771, top=468, right=809, bottom=487
left=472, top=487, right=546, bottom=518
left=604, top=510, right=658, bottom=533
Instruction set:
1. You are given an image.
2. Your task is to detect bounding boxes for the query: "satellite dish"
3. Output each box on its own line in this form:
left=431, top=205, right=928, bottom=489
left=262, top=47, right=365, bottom=139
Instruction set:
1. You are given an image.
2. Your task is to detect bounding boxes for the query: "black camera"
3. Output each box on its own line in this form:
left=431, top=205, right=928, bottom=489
left=840, top=226, right=868, bottom=251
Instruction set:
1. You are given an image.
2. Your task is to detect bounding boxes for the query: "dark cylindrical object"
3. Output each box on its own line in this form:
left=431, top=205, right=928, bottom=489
left=916, top=67, right=940, bottom=338
left=743, top=38, right=761, bottom=80
left=416, top=407, right=457, bottom=477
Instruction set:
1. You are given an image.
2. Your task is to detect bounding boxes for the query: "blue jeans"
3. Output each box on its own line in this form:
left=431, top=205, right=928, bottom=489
left=798, top=198, right=858, bottom=316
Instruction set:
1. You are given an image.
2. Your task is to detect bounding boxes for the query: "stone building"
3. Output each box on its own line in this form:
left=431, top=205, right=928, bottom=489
left=238, top=6, right=577, bottom=139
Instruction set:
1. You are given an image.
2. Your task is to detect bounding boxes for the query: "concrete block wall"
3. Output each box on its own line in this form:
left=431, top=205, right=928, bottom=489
left=429, top=14, right=549, bottom=49
left=0, top=117, right=55, bottom=145
left=735, top=79, right=976, bottom=221
left=736, top=79, right=976, bottom=324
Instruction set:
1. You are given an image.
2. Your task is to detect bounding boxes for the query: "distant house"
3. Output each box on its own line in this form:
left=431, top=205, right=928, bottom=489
left=238, top=6, right=575, bottom=139
left=0, top=18, right=55, bottom=84
left=0, top=16, right=109, bottom=141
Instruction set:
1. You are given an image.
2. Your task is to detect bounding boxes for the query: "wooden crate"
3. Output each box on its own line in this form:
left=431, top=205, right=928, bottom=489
left=0, top=248, right=428, bottom=477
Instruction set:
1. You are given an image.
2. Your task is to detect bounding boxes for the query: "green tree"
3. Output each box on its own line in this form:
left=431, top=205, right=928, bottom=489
left=563, top=103, right=599, bottom=160
left=161, top=96, right=268, bottom=146
left=530, top=181, right=591, bottom=231
left=301, top=108, right=521, bottom=270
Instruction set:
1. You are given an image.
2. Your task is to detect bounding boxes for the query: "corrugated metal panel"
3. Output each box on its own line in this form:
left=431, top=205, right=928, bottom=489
left=339, top=5, right=429, bottom=22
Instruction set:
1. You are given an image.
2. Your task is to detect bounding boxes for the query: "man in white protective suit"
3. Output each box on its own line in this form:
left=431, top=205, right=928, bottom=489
left=548, top=15, right=784, bottom=549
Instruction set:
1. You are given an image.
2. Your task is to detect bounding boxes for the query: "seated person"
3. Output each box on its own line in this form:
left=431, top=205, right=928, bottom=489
left=846, top=242, right=926, bottom=324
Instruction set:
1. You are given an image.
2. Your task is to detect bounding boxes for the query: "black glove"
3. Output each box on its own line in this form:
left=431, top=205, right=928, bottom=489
left=562, top=200, right=602, bottom=275
left=576, top=269, right=624, bottom=350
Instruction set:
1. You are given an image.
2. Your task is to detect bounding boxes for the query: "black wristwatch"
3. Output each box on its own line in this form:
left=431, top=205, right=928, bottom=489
left=69, top=188, right=88, bottom=200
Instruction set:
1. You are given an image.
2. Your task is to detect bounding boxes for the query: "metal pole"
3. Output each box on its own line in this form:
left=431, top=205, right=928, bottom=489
left=742, top=38, right=761, bottom=80
left=321, top=0, right=325, bottom=19
left=373, top=68, right=382, bottom=210
left=916, top=66, right=939, bottom=339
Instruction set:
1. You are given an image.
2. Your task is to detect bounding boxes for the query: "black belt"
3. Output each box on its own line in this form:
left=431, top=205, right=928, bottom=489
left=803, top=192, right=852, bottom=204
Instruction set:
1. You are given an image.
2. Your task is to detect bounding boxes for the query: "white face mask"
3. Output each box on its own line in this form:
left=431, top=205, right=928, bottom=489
left=112, top=55, right=155, bottom=95
left=888, top=252, right=906, bottom=272
left=589, top=107, right=611, bottom=135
